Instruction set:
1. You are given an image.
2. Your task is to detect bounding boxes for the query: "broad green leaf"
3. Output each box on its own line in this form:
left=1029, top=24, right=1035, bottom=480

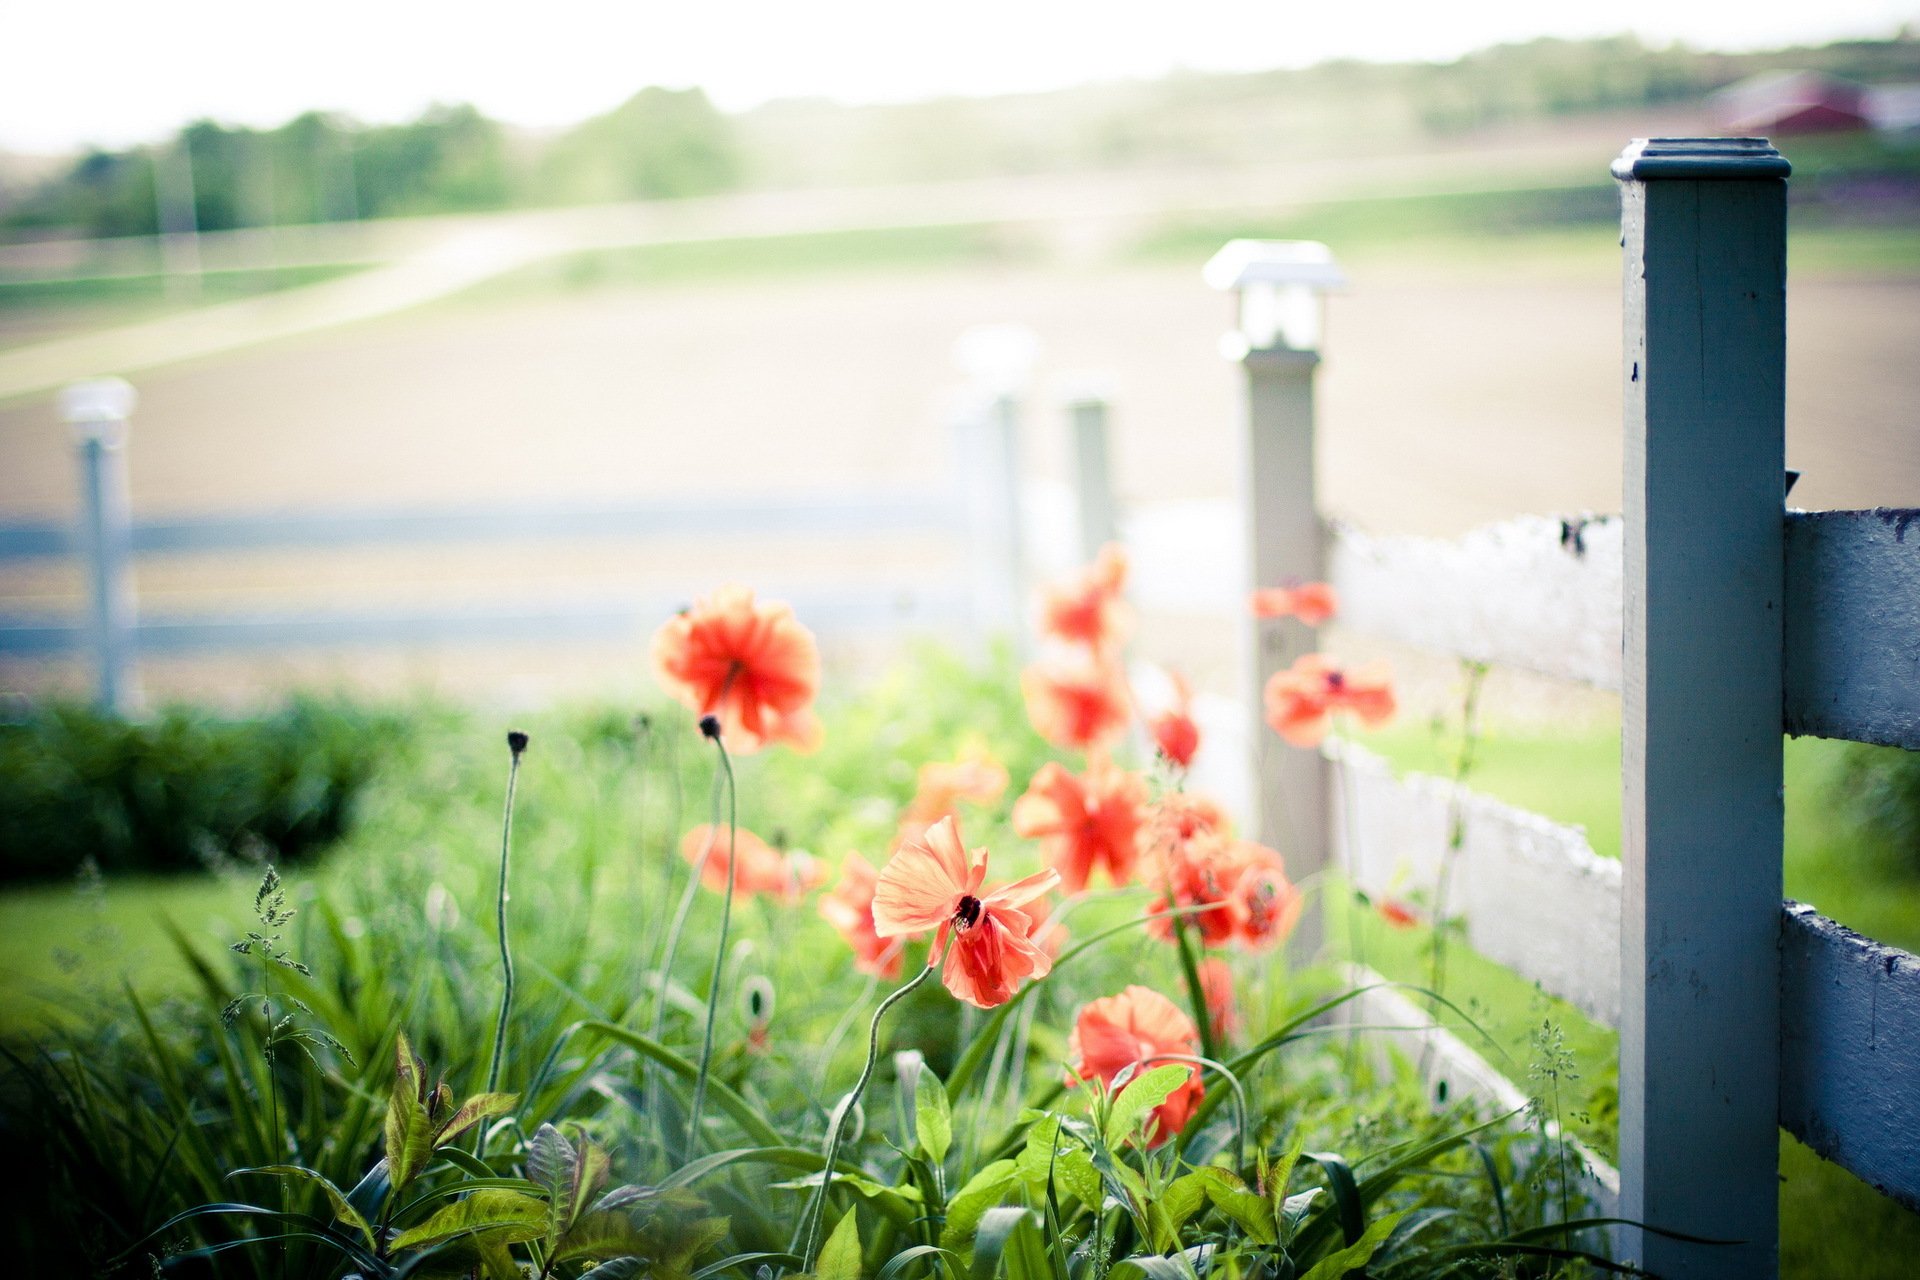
left=1297, top=1210, right=1405, bottom=1280
left=1116, top=1256, right=1196, bottom=1280
left=1103, top=1065, right=1190, bottom=1148
left=939, top=1159, right=1018, bottom=1257
left=916, top=1070, right=953, bottom=1165
left=1195, top=1168, right=1277, bottom=1245
left=1158, top=1172, right=1209, bottom=1236
left=436, top=1091, right=517, bottom=1145
left=237, top=1164, right=374, bottom=1249
left=815, top=1208, right=863, bottom=1280
left=553, top=1210, right=657, bottom=1264
left=969, top=1206, right=1036, bottom=1280
left=1013, top=1115, right=1100, bottom=1212
left=390, top=1188, right=550, bottom=1251
left=386, top=1083, right=435, bottom=1190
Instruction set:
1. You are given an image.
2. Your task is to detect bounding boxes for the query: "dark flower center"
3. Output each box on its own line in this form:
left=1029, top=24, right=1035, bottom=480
left=954, top=895, right=983, bottom=929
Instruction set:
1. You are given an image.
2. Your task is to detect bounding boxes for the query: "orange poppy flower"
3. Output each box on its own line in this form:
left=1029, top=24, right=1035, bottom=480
left=1249, top=581, right=1338, bottom=626
left=1377, top=898, right=1420, bottom=929
left=1145, top=828, right=1242, bottom=948
left=1011, top=756, right=1148, bottom=893
left=1262, top=653, right=1396, bottom=748
left=1041, top=543, right=1130, bottom=652
left=1147, top=670, right=1200, bottom=770
left=818, top=852, right=904, bottom=980
left=872, top=816, right=1059, bottom=1009
left=1021, top=657, right=1132, bottom=753
left=1197, top=956, right=1239, bottom=1041
left=1067, top=986, right=1205, bottom=1146
left=901, top=748, right=1009, bottom=830
left=680, top=824, right=824, bottom=903
left=651, top=586, right=822, bottom=754
left=1227, top=845, right=1305, bottom=951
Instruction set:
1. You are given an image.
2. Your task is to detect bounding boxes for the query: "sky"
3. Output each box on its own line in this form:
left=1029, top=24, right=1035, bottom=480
left=2, top=0, right=1916, bottom=153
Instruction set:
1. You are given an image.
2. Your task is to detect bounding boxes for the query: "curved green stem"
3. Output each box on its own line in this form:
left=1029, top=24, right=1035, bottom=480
left=796, top=945, right=947, bottom=1271
left=685, top=733, right=738, bottom=1152
left=647, top=763, right=725, bottom=1125
left=480, top=735, right=527, bottom=1156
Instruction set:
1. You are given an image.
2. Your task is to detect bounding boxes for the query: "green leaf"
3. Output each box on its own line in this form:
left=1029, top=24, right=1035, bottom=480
left=390, top=1188, right=550, bottom=1251
left=1158, top=1173, right=1209, bottom=1236
left=814, top=1208, right=863, bottom=1280
left=1297, top=1211, right=1406, bottom=1280
left=385, top=1034, right=436, bottom=1189
left=437, top=1091, right=517, bottom=1146
left=235, top=1165, right=374, bottom=1249
left=1195, top=1168, right=1277, bottom=1245
left=940, top=1159, right=1018, bottom=1257
left=916, top=1070, right=953, bottom=1166
left=1013, top=1115, right=1099, bottom=1213
left=1103, top=1065, right=1190, bottom=1148
left=969, top=1206, right=1036, bottom=1280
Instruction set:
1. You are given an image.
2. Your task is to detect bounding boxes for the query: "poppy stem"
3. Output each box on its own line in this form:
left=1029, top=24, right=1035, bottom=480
left=1427, top=659, right=1490, bottom=1007
left=1169, top=911, right=1222, bottom=1067
left=686, top=731, right=738, bottom=1153
left=479, top=730, right=529, bottom=1157
left=796, top=941, right=948, bottom=1272
left=647, top=747, right=725, bottom=1132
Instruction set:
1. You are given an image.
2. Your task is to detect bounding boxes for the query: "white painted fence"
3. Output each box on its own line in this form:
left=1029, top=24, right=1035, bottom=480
left=1217, top=138, right=1918, bottom=1279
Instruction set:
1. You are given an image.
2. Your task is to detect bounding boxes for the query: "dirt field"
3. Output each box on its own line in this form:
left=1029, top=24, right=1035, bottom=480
left=2, top=246, right=1915, bottom=702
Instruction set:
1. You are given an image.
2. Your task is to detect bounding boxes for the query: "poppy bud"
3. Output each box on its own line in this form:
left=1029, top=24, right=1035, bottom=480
left=506, top=730, right=529, bottom=756
left=699, top=714, right=723, bottom=739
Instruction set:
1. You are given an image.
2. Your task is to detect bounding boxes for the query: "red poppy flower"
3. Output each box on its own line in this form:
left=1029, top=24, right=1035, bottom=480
left=1148, top=670, right=1200, bottom=770
left=1377, top=898, right=1420, bottom=929
left=1011, top=756, right=1148, bottom=893
left=818, top=852, right=905, bottom=980
left=1198, top=957, right=1239, bottom=1041
left=680, top=824, right=824, bottom=902
left=1067, top=986, right=1205, bottom=1146
left=1042, top=543, right=1130, bottom=652
left=651, top=586, right=822, bottom=754
left=1249, top=581, right=1338, bottom=626
left=1262, top=653, right=1396, bottom=748
left=1141, top=795, right=1239, bottom=947
left=1227, top=845, right=1304, bottom=951
left=1021, top=657, right=1132, bottom=753
left=872, top=816, right=1059, bottom=1009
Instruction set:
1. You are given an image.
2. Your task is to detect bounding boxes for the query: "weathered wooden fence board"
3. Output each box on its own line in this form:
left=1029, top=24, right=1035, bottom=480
left=1330, top=743, right=1623, bottom=1027
left=1328, top=514, right=1624, bottom=690
left=1783, top=508, right=1920, bottom=751
left=1778, top=902, right=1920, bottom=1211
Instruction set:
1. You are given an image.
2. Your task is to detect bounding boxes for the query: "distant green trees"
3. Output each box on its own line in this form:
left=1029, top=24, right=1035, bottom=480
left=0, top=88, right=740, bottom=240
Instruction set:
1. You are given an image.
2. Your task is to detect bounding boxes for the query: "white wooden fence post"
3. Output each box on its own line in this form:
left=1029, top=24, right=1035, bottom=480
left=1205, top=241, right=1344, bottom=952
left=1614, top=137, right=1790, bottom=1279
left=58, top=378, right=141, bottom=715
left=1063, top=380, right=1119, bottom=562
left=952, top=325, right=1039, bottom=651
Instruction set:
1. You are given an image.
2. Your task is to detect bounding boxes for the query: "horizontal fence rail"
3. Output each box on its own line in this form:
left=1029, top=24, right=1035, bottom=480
left=1783, top=508, right=1920, bottom=751
left=1330, top=742, right=1624, bottom=1027
left=1778, top=903, right=1920, bottom=1211
left=1330, top=505, right=1920, bottom=752
left=0, top=492, right=968, bottom=562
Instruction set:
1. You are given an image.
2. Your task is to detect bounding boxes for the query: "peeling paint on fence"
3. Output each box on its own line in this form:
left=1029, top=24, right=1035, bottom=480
left=1778, top=902, right=1920, bottom=1211
left=1783, top=508, right=1920, bottom=751
left=1329, top=514, right=1624, bottom=690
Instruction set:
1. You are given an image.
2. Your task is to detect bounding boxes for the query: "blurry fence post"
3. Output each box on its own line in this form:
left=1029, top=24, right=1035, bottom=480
left=1062, top=378, right=1119, bottom=561
left=59, top=378, right=141, bottom=714
left=952, top=325, right=1039, bottom=652
left=1614, top=138, right=1790, bottom=1279
left=1206, top=241, right=1345, bottom=956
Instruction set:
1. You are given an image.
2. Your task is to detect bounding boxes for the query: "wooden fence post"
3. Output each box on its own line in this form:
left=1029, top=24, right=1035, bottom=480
left=1062, top=380, right=1119, bottom=562
left=58, top=377, right=141, bottom=715
left=1614, top=137, right=1790, bottom=1279
left=1205, top=241, right=1344, bottom=953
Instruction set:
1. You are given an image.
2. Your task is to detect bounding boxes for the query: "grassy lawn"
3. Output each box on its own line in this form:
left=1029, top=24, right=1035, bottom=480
left=0, top=263, right=368, bottom=348
left=1356, top=720, right=1920, bottom=1278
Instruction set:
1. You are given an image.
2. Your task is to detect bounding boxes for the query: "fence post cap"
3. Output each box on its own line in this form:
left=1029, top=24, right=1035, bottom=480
left=952, top=323, right=1041, bottom=399
left=1611, top=137, right=1791, bottom=181
left=1202, top=239, right=1345, bottom=293
left=1054, top=371, right=1116, bottom=407
left=59, top=377, right=137, bottom=426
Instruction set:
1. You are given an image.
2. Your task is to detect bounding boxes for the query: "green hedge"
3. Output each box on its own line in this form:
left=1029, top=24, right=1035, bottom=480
left=0, top=698, right=404, bottom=883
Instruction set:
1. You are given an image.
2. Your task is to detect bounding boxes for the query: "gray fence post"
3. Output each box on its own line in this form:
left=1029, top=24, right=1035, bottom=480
left=58, top=378, right=141, bottom=714
left=1615, top=138, right=1790, bottom=1279
left=1062, top=378, right=1119, bottom=562
left=951, top=325, right=1039, bottom=650
left=1205, top=241, right=1344, bottom=953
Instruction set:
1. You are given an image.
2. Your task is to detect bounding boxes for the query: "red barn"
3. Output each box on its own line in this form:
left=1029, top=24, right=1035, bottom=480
left=1712, top=70, right=1869, bottom=135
